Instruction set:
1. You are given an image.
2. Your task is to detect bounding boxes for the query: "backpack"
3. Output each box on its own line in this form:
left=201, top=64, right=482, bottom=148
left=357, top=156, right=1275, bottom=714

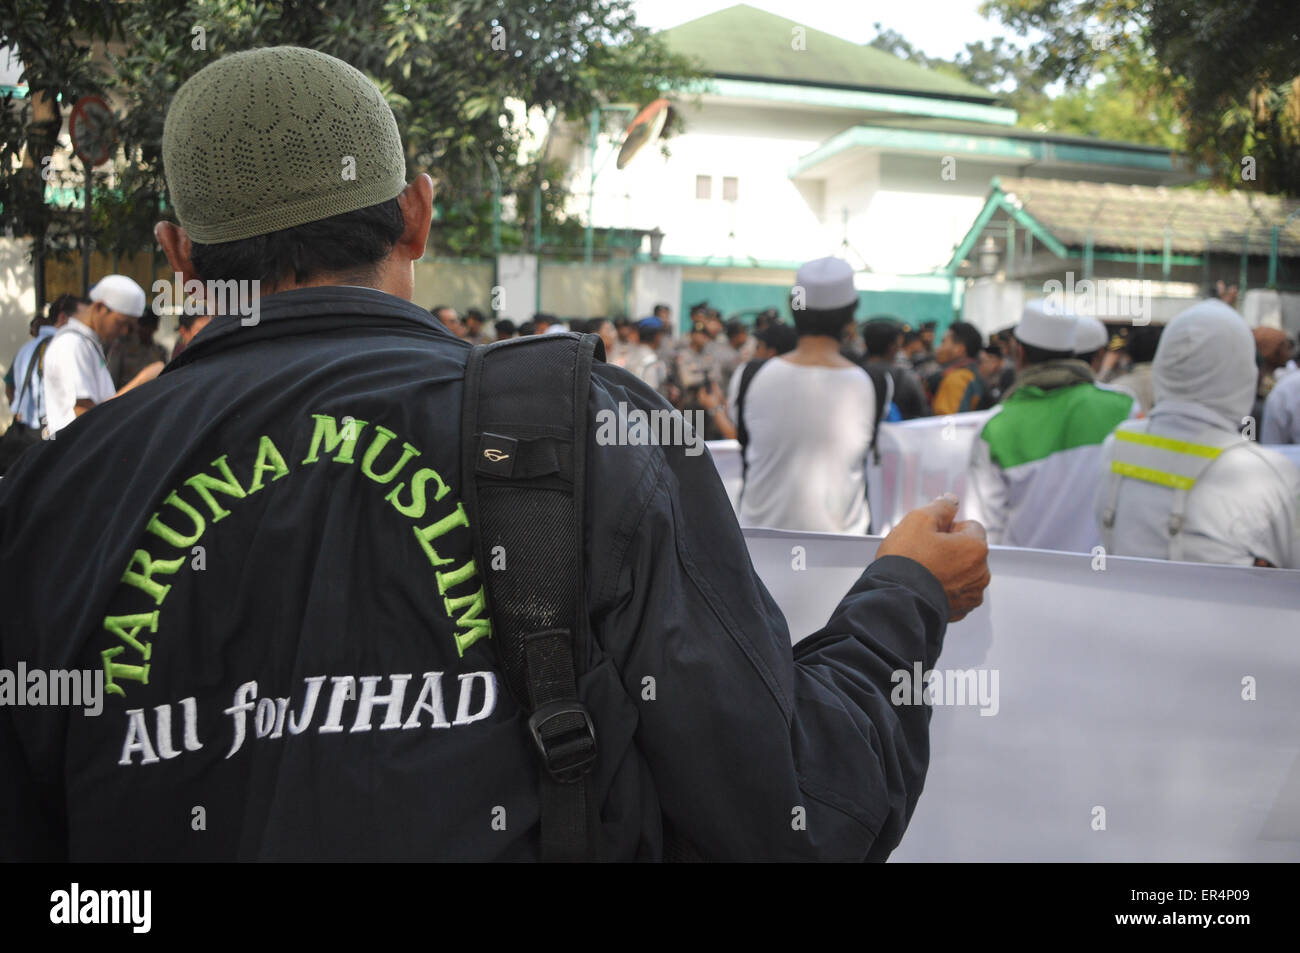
left=460, top=331, right=602, bottom=862
left=0, top=336, right=52, bottom=475
left=463, top=331, right=718, bottom=861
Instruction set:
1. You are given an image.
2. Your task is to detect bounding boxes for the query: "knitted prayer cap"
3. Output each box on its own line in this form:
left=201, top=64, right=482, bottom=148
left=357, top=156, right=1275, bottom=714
left=162, top=46, right=407, bottom=244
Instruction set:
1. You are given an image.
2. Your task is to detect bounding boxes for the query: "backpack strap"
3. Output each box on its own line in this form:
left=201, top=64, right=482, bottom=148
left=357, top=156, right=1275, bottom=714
left=861, top=363, right=894, bottom=465
left=460, top=331, right=604, bottom=862
left=734, top=358, right=767, bottom=492
left=15, top=336, right=51, bottom=427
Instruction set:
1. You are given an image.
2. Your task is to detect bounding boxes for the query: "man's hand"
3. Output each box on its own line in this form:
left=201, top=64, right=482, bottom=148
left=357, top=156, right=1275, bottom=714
left=116, top=361, right=165, bottom=398
left=876, top=493, right=990, bottom=622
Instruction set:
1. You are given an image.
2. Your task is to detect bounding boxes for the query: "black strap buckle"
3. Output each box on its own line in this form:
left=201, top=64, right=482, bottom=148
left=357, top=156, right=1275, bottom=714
left=527, top=701, right=597, bottom=783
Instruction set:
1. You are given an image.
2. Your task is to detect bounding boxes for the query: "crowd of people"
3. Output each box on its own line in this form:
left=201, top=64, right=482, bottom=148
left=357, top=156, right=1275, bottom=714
left=9, top=267, right=1300, bottom=570
left=710, top=256, right=1300, bottom=570
left=293, top=263, right=1300, bottom=573
left=0, top=276, right=198, bottom=472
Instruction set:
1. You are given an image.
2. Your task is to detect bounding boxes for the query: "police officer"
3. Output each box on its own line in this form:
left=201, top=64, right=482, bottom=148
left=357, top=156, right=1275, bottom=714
left=0, top=46, right=989, bottom=862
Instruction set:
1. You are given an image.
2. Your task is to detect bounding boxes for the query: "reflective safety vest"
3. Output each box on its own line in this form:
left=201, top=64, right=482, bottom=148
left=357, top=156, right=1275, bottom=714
left=1099, top=421, right=1248, bottom=561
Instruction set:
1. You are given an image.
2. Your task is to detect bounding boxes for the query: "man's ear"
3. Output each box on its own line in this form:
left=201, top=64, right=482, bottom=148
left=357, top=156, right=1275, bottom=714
left=395, top=174, right=434, bottom=262
left=155, top=222, right=197, bottom=282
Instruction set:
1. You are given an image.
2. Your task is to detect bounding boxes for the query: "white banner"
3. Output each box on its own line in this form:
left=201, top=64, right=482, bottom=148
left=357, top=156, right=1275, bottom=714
left=713, top=426, right=1300, bottom=538
left=743, top=527, right=1300, bottom=861
left=866, top=411, right=994, bottom=533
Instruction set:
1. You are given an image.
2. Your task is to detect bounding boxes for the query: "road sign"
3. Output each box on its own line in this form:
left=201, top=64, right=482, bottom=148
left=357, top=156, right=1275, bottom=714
left=69, top=95, right=115, bottom=167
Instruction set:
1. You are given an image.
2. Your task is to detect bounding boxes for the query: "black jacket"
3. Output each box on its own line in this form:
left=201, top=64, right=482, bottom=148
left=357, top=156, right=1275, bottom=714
left=0, top=286, right=949, bottom=861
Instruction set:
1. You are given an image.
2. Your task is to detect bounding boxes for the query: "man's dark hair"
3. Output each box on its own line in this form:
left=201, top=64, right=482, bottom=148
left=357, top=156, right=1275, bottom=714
left=494, top=319, right=516, bottom=337
left=518, top=321, right=535, bottom=335
left=902, top=330, right=922, bottom=347
left=862, top=319, right=902, bottom=358
left=792, top=301, right=856, bottom=339
left=756, top=322, right=797, bottom=355
left=614, top=316, right=630, bottom=329
left=465, top=308, right=484, bottom=323
left=654, top=303, right=671, bottom=315
left=1019, top=341, right=1074, bottom=364
left=190, top=197, right=405, bottom=287
left=430, top=304, right=451, bottom=317
left=725, top=319, right=746, bottom=339
left=533, top=312, right=557, bottom=327
left=982, top=342, right=1003, bottom=359
left=1126, top=324, right=1163, bottom=363
left=47, top=293, right=82, bottom=325
left=947, top=321, right=982, bottom=359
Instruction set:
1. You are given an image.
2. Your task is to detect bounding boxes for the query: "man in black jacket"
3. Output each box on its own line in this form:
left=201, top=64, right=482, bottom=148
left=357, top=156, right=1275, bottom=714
left=0, top=47, right=989, bottom=862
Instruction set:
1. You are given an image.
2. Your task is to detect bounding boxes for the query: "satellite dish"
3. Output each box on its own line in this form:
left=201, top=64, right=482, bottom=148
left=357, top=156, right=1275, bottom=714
left=616, top=98, right=672, bottom=170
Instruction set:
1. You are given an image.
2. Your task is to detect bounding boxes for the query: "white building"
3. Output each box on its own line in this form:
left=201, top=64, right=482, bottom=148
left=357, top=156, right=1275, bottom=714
left=557, top=4, right=1197, bottom=329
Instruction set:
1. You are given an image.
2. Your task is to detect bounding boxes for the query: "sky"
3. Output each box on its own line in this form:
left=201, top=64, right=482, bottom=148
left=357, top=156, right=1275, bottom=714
left=631, top=0, right=1017, bottom=60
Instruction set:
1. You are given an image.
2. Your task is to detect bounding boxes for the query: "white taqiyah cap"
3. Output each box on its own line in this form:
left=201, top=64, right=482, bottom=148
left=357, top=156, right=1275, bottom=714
left=794, top=256, right=858, bottom=310
left=1074, top=315, right=1108, bottom=355
left=89, top=274, right=147, bottom=319
left=1015, top=299, right=1077, bottom=352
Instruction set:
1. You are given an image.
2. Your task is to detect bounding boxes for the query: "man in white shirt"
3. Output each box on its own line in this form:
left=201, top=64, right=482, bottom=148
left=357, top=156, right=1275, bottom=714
left=738, top=256, right=875, bottom=534
left=43, top=275, right=162, bottom=436
left=1262, top=365, right=1300, bottom=444
left=5, top=294, right=77, bottom=430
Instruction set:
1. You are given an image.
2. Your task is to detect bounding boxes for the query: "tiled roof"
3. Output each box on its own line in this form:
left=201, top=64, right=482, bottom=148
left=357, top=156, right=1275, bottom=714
left=996, top=177, right=1300, bottom=256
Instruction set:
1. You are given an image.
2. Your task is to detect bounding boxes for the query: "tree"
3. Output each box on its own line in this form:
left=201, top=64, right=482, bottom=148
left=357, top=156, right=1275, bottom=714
left=0, top=0, right=121, bottom=311
left=2, top=0, right=703, bottom=271
left=979, top=0, right=1300, bottom=193
left=114, top=0, right=702, bottom=257
left=870, top=16, right=1181, bottom=150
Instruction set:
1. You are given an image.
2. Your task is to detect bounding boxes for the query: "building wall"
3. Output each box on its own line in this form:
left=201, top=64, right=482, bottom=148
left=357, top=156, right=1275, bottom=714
left=576, top=101, right=856, bottom=264
left=575, top=97, right=1065, bottom=278
left=823, top=153, right=1027, bottom=276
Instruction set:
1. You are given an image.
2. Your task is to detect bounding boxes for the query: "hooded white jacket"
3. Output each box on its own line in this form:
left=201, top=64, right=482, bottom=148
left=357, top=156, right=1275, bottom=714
left=1095, top=300, right=1300, bottom=567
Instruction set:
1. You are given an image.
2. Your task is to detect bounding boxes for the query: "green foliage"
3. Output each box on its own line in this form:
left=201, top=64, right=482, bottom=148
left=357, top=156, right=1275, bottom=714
left=0, top=0, right=120, bottom=255
left=977, top=0, right=1300, bottom=193
left=1, top=0, right=703, bottom=262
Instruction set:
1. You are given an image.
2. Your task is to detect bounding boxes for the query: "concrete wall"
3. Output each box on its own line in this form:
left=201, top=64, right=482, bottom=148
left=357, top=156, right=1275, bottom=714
left=538, top=261, right=629, bottom=320
left=0, top=238, right=35, bottom=425
left=413, top=258, right=495, bottom=315
left=631, top=262, right=682, bottom=326
left=1242, top=289, right=1300, bottom=336
left=494, top=254, right=537, bottom=323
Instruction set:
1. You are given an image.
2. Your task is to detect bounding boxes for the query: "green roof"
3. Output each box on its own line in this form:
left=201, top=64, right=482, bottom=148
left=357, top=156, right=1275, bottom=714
left=660, top=4, right=997, bottom=104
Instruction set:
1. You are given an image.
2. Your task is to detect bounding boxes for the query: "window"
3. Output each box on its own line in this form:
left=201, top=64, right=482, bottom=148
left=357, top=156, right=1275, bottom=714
left=695, top=174, right=712, bottom=200
left=722, top=176, right=738, bottom=202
